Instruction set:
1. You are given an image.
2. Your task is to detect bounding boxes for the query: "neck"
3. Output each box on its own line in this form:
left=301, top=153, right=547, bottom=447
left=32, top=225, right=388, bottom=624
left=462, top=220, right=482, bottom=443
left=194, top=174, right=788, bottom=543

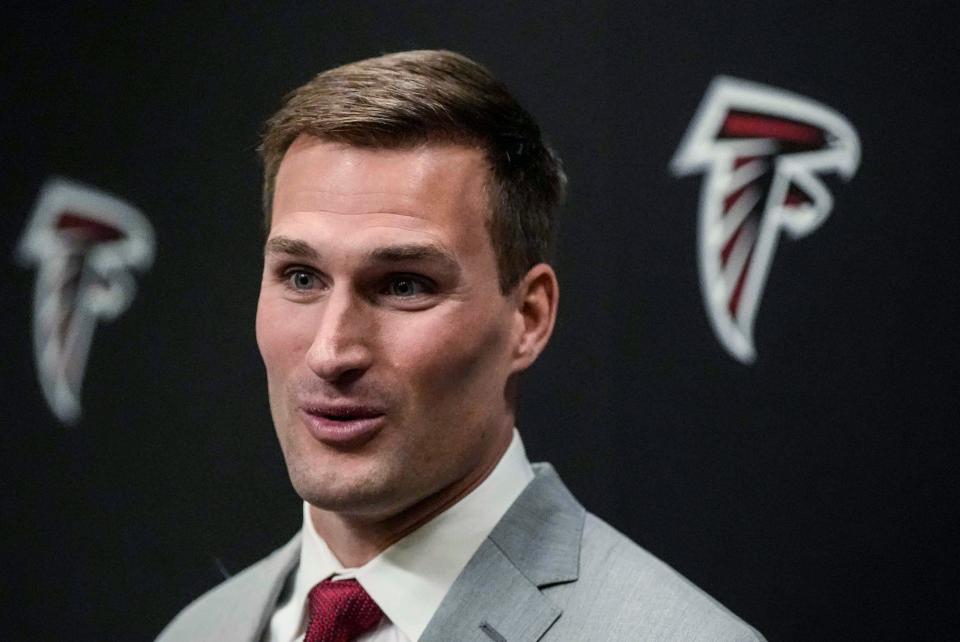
left=309, top=426, right=513, bottom=568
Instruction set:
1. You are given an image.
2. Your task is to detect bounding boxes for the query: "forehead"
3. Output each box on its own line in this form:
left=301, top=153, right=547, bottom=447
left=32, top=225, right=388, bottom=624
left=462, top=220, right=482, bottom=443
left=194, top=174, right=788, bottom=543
left=272, top=136, right=492, bottom=239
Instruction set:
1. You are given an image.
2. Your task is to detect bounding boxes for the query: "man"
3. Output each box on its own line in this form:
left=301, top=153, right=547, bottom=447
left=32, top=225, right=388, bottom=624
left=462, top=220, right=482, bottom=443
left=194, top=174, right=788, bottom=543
left=158, top=50, right=764, bottom=642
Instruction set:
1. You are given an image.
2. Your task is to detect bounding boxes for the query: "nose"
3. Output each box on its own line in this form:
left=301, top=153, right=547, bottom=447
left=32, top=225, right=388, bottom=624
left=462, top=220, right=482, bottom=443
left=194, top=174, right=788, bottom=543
left=306, top=287, right=374, bottom=383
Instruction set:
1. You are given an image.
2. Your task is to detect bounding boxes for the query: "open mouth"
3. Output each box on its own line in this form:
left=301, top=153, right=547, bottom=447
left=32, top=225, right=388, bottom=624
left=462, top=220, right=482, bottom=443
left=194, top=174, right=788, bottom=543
left=300, top=404, right=386, bottom=445
left=311, top=406, right=384, bottom=422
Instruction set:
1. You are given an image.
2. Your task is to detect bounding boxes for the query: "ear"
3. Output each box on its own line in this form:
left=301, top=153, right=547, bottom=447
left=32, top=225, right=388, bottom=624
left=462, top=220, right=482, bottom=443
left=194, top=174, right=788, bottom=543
left=510, top=263, right=559, bottom=373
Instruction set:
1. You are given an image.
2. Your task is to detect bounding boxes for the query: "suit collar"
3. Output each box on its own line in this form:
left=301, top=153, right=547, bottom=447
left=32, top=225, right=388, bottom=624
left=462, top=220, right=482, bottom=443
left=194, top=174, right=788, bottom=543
left=239, top=534, right=301, bottom=642
left=487, top=463, right=584, bottom=588
left=420, top=463, right=585, bottom=642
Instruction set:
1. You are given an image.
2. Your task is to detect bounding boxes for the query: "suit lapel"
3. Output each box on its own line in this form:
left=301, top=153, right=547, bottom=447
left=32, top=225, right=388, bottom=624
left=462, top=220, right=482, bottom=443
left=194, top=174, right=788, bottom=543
left=224, top=535, right=301, bottom=642
left=419, top=538, right=560, bottom=642
left=420, top=464, right=586, bottom=642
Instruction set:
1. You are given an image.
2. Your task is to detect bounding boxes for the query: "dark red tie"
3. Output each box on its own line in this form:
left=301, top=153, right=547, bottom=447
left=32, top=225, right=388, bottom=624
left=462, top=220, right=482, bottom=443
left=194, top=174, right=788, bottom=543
left=304, top=578, right=383, bottom=642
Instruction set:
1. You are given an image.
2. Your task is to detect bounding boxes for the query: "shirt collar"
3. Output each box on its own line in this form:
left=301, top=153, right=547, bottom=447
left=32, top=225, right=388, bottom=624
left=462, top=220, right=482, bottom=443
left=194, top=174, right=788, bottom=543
left=292, top=428, right=534, bottom=642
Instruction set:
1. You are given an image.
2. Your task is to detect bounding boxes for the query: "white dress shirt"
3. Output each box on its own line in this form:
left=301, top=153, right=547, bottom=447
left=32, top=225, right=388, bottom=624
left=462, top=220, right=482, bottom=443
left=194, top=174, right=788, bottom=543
left=266, top=429, right=535, bottom=642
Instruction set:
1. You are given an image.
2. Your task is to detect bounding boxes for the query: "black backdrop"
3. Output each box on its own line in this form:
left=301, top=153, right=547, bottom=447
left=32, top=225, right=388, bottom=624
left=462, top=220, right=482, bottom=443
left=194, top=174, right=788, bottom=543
left=2, top=2, right=958, bottom=640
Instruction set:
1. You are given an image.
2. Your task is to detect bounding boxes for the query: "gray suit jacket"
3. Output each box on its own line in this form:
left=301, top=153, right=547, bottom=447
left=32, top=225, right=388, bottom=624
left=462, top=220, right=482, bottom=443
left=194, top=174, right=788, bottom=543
left=157, top=464, right=765, bottom=641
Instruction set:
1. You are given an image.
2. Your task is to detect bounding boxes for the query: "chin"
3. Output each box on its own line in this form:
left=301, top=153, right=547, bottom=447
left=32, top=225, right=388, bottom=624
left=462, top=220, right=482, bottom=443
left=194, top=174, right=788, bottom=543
left=287, top=456, right=403, bottom=516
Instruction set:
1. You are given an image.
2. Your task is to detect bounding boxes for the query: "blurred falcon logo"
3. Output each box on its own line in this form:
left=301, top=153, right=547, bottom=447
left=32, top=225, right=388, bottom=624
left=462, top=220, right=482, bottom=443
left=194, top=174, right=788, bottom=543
left=671, top=77, right=860, bottom=363
left=17, top=178, right=155, bottom=424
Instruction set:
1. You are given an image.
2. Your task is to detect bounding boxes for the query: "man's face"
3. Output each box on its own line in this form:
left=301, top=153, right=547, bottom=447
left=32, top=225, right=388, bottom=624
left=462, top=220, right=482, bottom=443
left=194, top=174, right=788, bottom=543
left=256, top=135, right=521, bottom=521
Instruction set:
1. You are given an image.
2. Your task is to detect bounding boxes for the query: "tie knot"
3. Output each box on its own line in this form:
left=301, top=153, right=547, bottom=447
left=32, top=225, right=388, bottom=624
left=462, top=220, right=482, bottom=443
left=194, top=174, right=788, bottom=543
left=305, top=578, right=383, bottom=642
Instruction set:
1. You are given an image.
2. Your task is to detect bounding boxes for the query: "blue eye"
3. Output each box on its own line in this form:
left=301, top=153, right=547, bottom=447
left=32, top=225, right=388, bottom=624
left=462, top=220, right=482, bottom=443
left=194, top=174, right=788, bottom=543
left=288, top=270, right=315, bottom=290
left=387, top=276, right=428, bottom=298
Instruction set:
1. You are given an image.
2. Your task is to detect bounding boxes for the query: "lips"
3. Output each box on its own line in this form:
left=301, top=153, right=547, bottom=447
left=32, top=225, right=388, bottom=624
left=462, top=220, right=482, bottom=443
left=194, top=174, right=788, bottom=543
left=299, top=403, right=386, bottom=446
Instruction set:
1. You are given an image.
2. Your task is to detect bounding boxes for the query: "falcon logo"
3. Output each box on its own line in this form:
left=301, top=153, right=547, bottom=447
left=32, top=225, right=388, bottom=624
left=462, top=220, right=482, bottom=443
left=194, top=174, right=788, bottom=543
left=17, top=178, right=155, bottom=424
left=671, top=77, right=860, bottom=363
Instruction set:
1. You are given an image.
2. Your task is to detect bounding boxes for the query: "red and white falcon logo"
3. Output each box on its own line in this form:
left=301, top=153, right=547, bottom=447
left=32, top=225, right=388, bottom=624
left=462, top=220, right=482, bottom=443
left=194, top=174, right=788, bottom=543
left=671, top=77, right=860, bottom=363
left=17, top=178, right=155, bottom=424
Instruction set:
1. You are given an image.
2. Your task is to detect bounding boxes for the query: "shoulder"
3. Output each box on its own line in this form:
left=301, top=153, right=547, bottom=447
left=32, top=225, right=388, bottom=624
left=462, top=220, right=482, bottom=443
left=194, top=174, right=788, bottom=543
left=547, top=512, right=765, bottom=641
left=155, top=535, right=300, bottom=642
left=500, top=464, right=765, bottom=640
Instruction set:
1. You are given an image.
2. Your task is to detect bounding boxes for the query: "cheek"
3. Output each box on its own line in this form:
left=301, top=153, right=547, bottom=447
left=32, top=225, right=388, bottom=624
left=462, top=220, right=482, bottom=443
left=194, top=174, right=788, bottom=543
left=387, top=306, right=511, bottom=404
left=256, top=293, right=311, bottom=374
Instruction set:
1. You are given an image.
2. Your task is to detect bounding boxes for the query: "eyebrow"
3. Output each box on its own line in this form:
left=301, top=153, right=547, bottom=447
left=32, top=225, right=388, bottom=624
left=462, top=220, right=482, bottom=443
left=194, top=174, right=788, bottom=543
left=264, top=236, right=319, bottom=261
left=367, top=244, right=461, bottom=275
left=264, top=236, right=461, bottom=275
